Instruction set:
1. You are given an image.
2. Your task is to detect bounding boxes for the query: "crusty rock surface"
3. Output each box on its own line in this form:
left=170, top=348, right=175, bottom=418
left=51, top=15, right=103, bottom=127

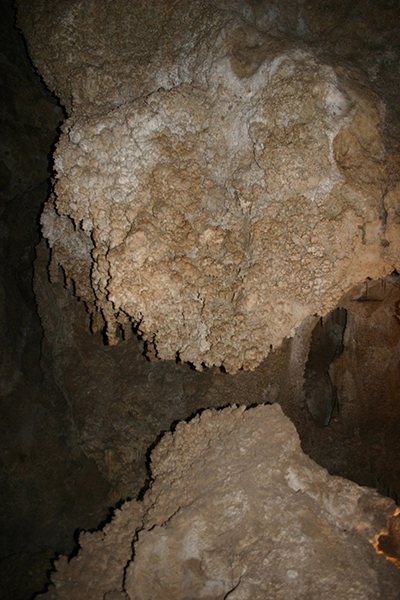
left=17, top=0, right=400, bottom=372
left=41, top=501, right=144, bottom=600
left=40, top=404, right=400, bottom=599
left=32, top=241, right=400, bottom=505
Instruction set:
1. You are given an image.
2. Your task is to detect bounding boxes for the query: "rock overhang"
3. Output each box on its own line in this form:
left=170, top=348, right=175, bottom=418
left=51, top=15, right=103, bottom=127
left=17, top=0, right=400, bottom=372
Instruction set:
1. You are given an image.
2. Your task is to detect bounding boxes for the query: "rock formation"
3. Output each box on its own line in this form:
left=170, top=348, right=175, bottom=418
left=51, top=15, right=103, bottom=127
left=16, top=0, right=400, bottom=372
left=4, top=1, right=399, bottom=598
left=39, top=404, right=400, bottom=599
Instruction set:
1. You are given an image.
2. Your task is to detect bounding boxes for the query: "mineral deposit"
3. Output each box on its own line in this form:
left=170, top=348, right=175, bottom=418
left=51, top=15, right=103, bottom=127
left=39, top=404, right=400, bottom=599
left=17, top=0, right=400, bottom=371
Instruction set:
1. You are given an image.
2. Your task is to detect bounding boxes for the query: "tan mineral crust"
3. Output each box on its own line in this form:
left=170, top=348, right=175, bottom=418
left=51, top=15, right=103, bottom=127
left=17, top=0, right=400, bottom=372
left=39, top=404, right=400, bottom=599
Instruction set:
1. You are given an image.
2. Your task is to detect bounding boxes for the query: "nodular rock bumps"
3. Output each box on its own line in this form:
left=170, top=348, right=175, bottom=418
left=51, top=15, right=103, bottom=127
left=37, top=405, right=400, bottom=599
left=14, top=1, right=400, bottom=598
left=16, top=0, right=400, bottom=373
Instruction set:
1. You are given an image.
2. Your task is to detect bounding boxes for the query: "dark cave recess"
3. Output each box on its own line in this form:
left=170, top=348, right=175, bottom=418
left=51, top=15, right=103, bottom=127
left=304, top=307, right=347, bottom=427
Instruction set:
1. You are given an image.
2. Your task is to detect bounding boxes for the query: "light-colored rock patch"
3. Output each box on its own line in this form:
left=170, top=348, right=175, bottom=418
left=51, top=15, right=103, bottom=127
left=40, top=404, right=400, bottom=599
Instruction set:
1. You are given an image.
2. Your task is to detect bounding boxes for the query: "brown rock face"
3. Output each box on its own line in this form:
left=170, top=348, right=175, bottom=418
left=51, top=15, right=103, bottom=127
left=39, top=405, right=400, bottom=599
left=8, top=0, right=400, bottom=595
left=16, top=0, right=400, bottom=372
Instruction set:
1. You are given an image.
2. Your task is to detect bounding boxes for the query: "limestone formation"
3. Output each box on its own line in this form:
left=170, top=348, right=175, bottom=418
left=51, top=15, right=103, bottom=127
left=39, top=404, right=400, bottom=599
left=4, top=2, right=400, bottom=599
left=16, top=0, right=400, bottom=372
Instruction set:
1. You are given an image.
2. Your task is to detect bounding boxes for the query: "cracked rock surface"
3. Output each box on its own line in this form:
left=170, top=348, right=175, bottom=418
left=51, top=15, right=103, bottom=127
left=16, top=0, right=400, bottom=372
left=40, top=404, right=400, bottom=599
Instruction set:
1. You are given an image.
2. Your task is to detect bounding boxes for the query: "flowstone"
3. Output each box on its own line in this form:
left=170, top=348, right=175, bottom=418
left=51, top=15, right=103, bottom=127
left=39, top=404, right=400, bottom=599
left=17, top=0, right=400, bottom=371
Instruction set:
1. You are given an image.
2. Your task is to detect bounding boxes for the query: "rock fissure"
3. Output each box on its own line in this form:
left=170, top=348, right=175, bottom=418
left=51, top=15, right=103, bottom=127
left=223, top=575, right=243, bottom=599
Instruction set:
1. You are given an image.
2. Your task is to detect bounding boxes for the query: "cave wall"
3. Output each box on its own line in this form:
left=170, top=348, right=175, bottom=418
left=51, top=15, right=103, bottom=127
left=1, top=0, right=400, bottom=598
left=33, top=248, right=400, bottom=504
left=0, top=3, right=113, bottom=598
left=14, top=0, right=399, bottom=504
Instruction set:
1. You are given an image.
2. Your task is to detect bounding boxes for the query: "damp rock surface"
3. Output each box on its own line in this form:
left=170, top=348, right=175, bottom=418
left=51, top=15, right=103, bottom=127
left=16, top=0, right=400, bottom=372
left=40, top=404, right=400, bottom=600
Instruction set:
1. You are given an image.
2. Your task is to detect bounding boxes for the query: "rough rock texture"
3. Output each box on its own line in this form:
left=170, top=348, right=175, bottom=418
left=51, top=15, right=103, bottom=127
left=5, top=1, right=399, bottom=596
left=376, top=510, right=400, bottom=569
left=40, top=404, right=400, bottom=599
left=16, top=0, right=400, bottom=372
left=33, top=246, right=400, bottom=507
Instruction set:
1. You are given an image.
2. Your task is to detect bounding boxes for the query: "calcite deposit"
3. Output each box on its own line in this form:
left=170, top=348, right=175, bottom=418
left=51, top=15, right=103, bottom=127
left=39, top=404, right=400, bottom=599
left=17, top=0, right=400, bottom=371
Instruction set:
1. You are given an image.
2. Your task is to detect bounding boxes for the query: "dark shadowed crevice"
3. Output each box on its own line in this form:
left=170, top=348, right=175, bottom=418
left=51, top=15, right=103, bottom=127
left=304, top=308, right=347, bottom=427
